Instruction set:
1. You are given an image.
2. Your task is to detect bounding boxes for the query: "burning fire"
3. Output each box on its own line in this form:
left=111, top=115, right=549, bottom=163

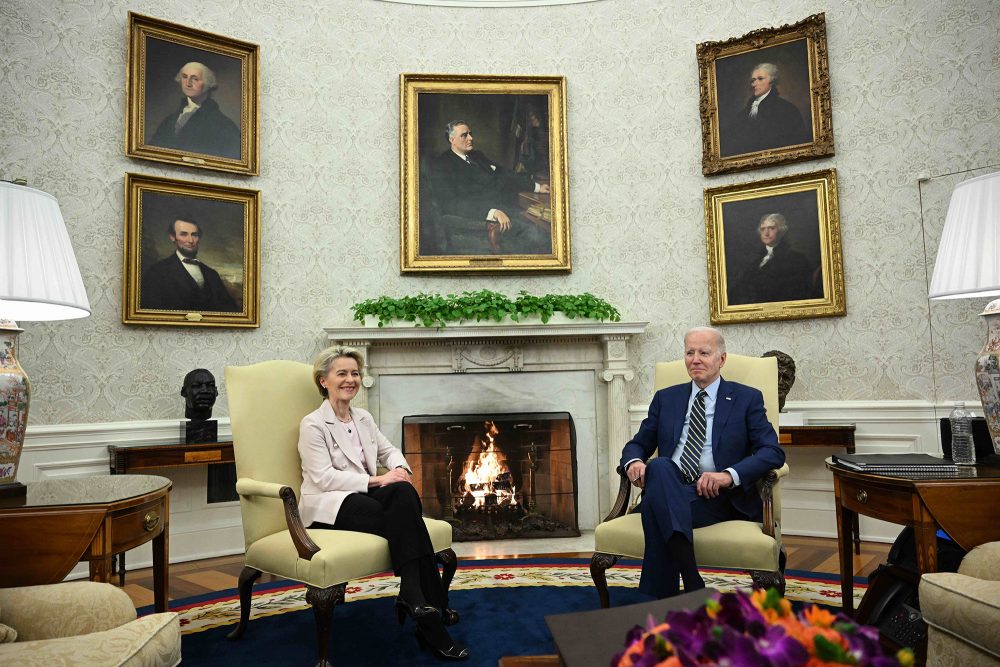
left=459, top=420, right=518, bottom=508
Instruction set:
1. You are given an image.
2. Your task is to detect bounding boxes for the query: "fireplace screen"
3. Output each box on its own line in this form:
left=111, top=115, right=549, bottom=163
left=402, top=412, right=579, bottom=541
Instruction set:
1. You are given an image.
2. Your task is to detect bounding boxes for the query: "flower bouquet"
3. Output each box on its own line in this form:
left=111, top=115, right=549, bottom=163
left=613, top=588, right=914, bottom=667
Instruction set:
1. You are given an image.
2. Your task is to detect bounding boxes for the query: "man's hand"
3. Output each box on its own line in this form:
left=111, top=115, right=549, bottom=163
left=538, top=183, right=550, bottom=194
left=494, top=210, right=511, bottom=231
left=371, top=467, right=412, bottom=488
left=696, top=471, right=733, bottom=498
left=627, top=461, right=646, bottom=489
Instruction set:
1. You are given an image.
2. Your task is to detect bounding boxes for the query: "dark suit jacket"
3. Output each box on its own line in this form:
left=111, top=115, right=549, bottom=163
left=430, top=149, right=536, bottom=221
left=140, top=254, right=239, bottom=312
left=620, top=378, right=784, bottom=519
left=149, top=97, right=241, bottom=159
left=730, top=241, right=821, bottom=305
left=723, top=92, right=809, bottom=156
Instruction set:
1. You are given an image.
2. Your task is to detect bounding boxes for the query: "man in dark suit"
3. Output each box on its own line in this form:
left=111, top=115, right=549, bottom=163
left=140, top=217, right=239, bottom=312
left=723, top=63, right=810, bottom=156
left=148, top=62, right=241, bottom=159
left=428, top=120, right=552, bottom=255
left=729, top=213, right=822, bottom=305
left=620, top=327, right=784, bottom=598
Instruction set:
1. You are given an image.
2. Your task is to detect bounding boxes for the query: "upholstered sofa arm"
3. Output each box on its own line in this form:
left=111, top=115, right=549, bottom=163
left=236, top=477, right=320, bottom=561
left=0, top=582, right=136, bottom=641
left=957, top=541, right=1000, bottom=581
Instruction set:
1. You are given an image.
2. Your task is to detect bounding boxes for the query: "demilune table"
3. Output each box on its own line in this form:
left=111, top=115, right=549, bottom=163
left=0, top=474, right=172, bottom=612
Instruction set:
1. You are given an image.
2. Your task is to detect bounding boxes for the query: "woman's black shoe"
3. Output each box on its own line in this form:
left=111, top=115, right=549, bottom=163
left=442, top=607, right=460, bottom=626
left=416, top=625, right=470, bottom=661
left=394, top=596, right=440, bottom=625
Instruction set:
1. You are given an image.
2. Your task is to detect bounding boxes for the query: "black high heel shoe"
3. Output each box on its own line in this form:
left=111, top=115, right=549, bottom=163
left=415, top=625, right=470, bottom=661
left=394, top=596, right=440, bottom=625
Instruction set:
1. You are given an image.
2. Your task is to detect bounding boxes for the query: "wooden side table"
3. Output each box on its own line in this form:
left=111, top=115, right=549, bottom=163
left=780, top=424, right=856, bottom=453
left=107, top=440, right=233, bottom=584
left=826, top=459, right=1000, bottom=618
left=0, top=475, right=172, bottom=612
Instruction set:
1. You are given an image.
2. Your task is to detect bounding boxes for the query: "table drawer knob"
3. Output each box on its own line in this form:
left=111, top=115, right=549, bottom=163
left=143, top=512, right=160, bottom=532
left=856, top=489, right=868, bottom=504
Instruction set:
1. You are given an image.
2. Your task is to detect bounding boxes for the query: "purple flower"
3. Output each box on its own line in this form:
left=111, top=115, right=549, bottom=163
left=752, top=625, right=809, bottom=667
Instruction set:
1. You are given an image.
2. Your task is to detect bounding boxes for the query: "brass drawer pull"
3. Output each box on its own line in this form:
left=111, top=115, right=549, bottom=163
left=856, top=489, right=868, bottom=504
left=143, top=512, right=160, bottom=532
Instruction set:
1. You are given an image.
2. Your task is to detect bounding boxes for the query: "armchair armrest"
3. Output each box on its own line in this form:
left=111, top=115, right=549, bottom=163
left=602, top=465, right=633, bottom=523
left=759, top=463, right=789, bottom=539
left=236, top=477, right=320, bottom=561
left=0, top=582, right=136, bottom=641
left=602, top=462, right=789, bottom=535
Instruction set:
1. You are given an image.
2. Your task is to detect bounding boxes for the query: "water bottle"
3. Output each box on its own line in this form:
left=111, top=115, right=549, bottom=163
left=948, top=401, right=976, bottom=465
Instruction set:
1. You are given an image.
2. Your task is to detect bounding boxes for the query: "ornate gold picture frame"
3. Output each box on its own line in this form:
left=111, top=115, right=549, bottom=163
left=123, top=173, right=260, bottom=328
left=704, top=168, right=845, bottom=324
left=400, top=73, right=570, bottom=273
left=126, top=13, right=260, bottom=175
left=697, top=13, right=834, bottom=176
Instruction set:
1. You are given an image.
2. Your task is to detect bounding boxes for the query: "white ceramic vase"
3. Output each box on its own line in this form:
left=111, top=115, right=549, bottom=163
left=975, top=299, right=1000, bottom=456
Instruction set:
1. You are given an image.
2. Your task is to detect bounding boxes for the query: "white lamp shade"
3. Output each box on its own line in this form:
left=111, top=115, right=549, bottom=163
left=0, top=181, right=90, bottom=321
left=929, top=171, right=1000, bottom=300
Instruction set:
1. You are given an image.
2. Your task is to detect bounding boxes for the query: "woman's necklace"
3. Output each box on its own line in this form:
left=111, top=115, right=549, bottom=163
left=336, top=412, right=354, bottom=433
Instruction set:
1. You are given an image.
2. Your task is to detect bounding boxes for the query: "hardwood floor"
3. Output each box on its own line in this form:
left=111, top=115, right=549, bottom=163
left=119, top=535, right=890, bottom=609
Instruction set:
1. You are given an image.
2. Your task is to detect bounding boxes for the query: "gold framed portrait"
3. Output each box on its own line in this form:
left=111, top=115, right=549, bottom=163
left=123, top=173, right=261, bottom=328
left=704, top=168, right=845, bottom=324
left=400, top=73, right=570, bottom=273
left=125, top=12, right=260, bottom=175
left=697, top=13, right=834, bottom=176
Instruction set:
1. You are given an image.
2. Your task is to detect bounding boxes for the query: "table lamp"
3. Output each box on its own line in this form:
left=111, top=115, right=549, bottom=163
left=0, top=180, right=91, bottom=501
left=928, top=170, right=1000, bottom=458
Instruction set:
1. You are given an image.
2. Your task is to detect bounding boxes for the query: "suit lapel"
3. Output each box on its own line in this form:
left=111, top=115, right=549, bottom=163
left=320, top=402, right=365, bottom=469
left=712, top=378, right=734, bottom=450
left=351, top=408, right=377, bottom=473
left=667, top=386, right=690, bottom=455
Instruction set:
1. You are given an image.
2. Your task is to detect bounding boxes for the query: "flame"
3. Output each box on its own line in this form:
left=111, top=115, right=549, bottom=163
left=458, top=420, right=518, bottom=508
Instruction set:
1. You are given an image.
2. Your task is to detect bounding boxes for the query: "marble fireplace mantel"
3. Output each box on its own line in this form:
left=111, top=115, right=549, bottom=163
left=324, top=321, right=648, bottom=513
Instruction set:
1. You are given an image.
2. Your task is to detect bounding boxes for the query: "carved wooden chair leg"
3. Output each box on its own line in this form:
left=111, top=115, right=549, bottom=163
left=306, top=583, right=344, bottom=667
left=227, top=566, right=262, bottom=640
left=749, top=570, right=786, bottom=597
left=436, top=548, right=460, bottom=625
left=590, top=552, right=621, bottom=609
left=437, top=547, right=458, bottom=592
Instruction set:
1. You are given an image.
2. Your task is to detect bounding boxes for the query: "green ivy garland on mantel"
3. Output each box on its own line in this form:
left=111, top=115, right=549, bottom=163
left=351, top=290, right=622, bottom=328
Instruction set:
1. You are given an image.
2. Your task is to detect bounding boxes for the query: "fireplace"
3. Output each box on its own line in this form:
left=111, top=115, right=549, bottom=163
left=402, top=412, right=580, bottom=541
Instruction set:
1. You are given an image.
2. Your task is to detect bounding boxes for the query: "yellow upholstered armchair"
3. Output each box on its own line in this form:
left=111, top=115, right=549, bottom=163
left=0, top=581, right=180, bottom=666
left=591, top=354, right=789, bottom=607
left=919, top=541, right=1000, bottom=665
left=225, top=360, right=456, bottom=666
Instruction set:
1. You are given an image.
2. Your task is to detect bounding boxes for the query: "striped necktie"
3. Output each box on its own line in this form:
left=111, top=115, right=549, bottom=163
left=679, top=390, right=707, bottom=483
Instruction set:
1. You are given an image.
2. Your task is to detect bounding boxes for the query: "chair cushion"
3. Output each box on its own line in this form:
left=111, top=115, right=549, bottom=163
left=595, top=514, right=779, bottom=571
left=245, top=517, right=453, bottom=589
left=0, top=612, right=180, bottom=667
left=0, top=581, right=137, bottom=641
left=920, top=572, right=1000, bottom=657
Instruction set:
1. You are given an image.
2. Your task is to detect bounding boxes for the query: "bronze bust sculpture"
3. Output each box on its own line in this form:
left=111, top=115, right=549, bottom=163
left=181, top=368, right=218, bottom=442
left=762, top=350, right=796, bottom=412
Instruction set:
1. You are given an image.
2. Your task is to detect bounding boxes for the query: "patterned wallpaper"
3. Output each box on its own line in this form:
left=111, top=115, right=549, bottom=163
left=2, top=0, right=998, bottom=425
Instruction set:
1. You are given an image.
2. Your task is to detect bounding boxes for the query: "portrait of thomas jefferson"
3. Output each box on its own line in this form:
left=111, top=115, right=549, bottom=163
left=722, top=192, right=823, bottom=306
left=715, top=40, right=814, bottom=158
left=143, top=38, right=243, bottom=160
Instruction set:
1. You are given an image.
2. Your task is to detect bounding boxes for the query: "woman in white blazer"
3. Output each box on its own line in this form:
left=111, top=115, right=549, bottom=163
left=298, top=346, right=469, bottom=661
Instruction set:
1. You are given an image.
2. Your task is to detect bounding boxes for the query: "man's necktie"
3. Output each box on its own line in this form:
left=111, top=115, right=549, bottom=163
left=182, top=258, right=200, bottom=264
left=679, top=390, right=707, bottom=483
